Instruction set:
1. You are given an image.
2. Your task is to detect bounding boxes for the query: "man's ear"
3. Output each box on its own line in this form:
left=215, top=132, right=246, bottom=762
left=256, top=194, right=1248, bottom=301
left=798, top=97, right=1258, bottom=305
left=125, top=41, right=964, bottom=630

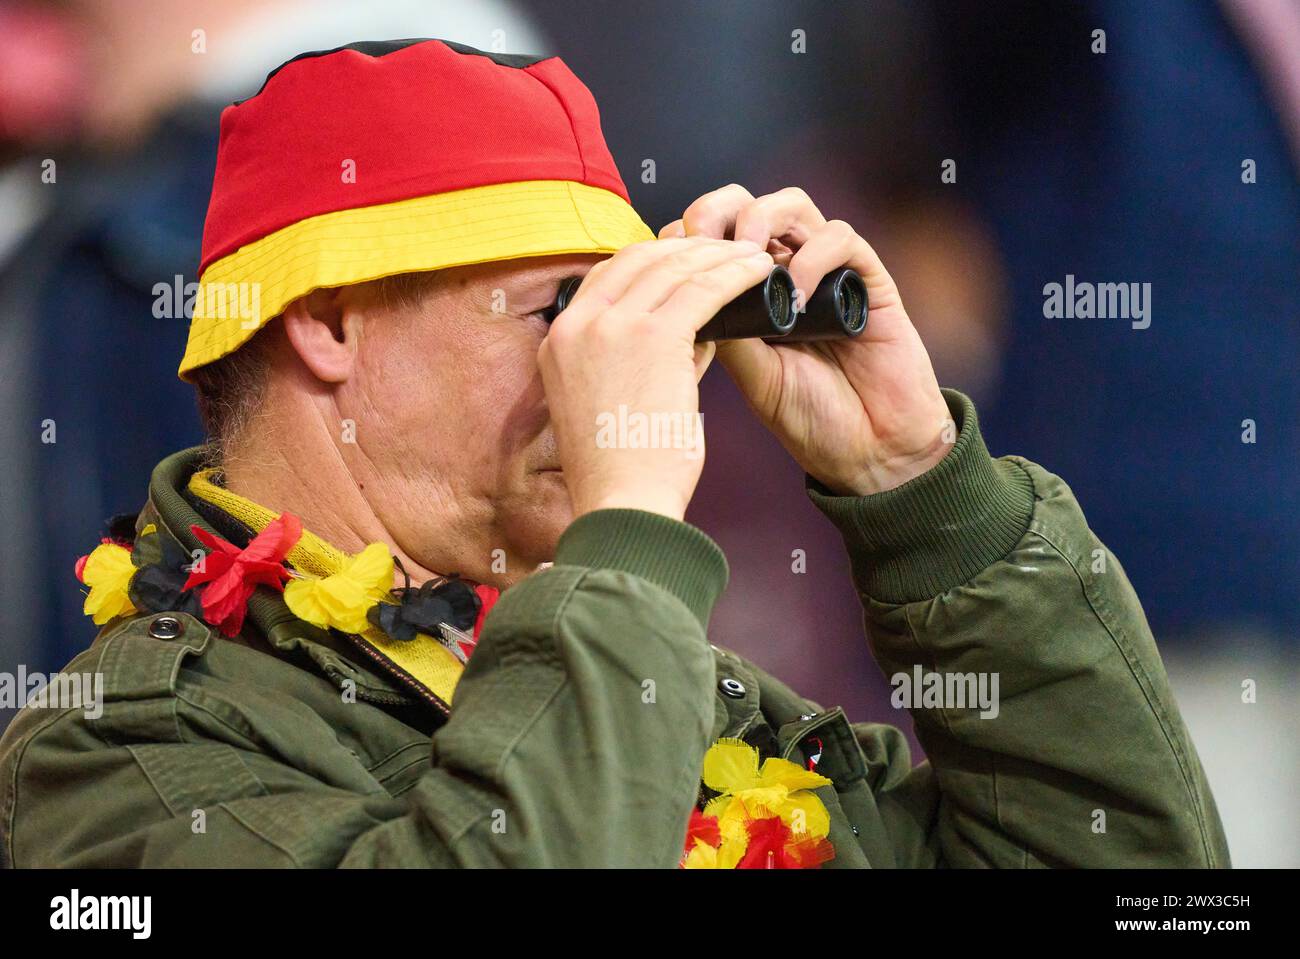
left=281, top=288, right=359, bottom=383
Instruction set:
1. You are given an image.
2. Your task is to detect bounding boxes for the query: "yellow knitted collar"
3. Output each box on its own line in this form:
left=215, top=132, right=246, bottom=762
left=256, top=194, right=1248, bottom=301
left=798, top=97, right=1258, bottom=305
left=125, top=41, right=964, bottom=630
left=186, top=467, right=464, bottom=713
left=188, top=468, right=346, bottom=577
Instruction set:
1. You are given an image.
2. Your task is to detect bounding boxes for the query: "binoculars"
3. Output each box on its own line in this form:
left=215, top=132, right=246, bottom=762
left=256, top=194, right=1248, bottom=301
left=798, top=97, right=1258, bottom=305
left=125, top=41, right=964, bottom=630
left=544, top=265, right=868, bottom=343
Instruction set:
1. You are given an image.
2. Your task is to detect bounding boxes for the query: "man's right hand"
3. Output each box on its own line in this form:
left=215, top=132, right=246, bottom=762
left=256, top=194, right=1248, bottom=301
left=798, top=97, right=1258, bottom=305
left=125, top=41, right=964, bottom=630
left=537, top=236, right=774, bottom=522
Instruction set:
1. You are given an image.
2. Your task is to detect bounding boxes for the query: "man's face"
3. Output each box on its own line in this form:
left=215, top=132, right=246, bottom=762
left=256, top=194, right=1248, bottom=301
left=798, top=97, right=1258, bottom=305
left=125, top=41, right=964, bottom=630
left=337, top=253, right=607, bottom=582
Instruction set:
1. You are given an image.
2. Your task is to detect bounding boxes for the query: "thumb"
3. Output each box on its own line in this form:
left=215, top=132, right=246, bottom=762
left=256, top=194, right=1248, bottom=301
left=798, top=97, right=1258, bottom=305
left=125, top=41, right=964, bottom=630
left=693, top=340, right=717, bottom=383
left=714, top=338, right=781, bottom=414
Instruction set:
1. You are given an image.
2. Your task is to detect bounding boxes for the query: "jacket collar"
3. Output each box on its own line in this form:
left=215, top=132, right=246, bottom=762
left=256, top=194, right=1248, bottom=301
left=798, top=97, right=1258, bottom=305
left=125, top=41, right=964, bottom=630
left=139, top=447, right=460, bottom=716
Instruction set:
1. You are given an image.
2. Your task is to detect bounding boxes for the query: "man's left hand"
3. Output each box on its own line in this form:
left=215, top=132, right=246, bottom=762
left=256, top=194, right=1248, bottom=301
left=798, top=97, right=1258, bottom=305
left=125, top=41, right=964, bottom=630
left=661, top=184, right=952, bottom=496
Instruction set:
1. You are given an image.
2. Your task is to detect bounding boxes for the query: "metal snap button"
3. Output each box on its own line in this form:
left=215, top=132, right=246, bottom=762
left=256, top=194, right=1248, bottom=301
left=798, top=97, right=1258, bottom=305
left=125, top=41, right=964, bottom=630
left=147, top=615, right=184, bottom=640
left=718, top=677, right=746, bottom=699
left=851, top=824, right=860, bottom=836
left=799, top=712, right=818, bottom=721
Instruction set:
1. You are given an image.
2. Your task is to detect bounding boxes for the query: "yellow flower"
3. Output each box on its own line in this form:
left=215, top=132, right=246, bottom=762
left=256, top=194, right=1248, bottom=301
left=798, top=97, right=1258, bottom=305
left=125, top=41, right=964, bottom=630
left=284, top=543, right=394, bottom=635
left=80, top=543, right=138, bottom=625
left=699, top=738, right=833, bottom=865
left=682, top=839, right=722, bottom=869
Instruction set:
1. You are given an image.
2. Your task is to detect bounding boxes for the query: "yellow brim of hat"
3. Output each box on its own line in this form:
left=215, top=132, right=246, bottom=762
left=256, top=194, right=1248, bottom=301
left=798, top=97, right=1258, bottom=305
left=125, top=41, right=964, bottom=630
left=179, top=179, right=655, bottom=379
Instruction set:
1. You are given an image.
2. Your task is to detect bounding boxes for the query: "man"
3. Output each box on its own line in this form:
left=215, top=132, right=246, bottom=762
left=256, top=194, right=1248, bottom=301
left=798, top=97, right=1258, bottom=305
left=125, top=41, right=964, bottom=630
left=0, top=39, right=1229, bottom=868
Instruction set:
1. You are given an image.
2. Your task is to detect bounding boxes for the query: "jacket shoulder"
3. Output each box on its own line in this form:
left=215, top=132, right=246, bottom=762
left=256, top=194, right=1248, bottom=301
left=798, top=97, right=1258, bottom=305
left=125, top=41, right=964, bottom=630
left=2, top=611, right=216, bottom=747
left=0, top=611, right=226, bottom=865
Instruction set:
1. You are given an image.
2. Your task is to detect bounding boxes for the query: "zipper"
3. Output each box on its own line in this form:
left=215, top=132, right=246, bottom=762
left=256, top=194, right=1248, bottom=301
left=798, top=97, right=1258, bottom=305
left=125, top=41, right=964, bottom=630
left=341, top=633, right=453, bottom=717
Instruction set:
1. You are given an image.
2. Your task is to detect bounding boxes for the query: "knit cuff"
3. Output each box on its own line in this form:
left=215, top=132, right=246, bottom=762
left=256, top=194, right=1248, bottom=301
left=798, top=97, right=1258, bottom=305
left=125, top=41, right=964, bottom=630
left=807, top=389, right=1035, bottom=603
left=555, top=509, right=730, bottom=629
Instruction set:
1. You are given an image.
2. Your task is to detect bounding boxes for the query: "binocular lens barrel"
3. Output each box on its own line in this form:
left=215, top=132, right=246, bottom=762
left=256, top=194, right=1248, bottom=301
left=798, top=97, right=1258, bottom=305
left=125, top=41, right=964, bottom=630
left=549, top=264, right=867, bottom=343
left=695, top=265, right=797, bottom=341
left=791, top=267, right=869, bottom=341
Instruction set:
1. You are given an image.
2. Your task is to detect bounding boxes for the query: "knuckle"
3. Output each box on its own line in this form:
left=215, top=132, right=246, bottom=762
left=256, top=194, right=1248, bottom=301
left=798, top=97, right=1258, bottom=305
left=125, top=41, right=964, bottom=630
left=681, top=197, right=716, bottom=224
left=583, top=318, right=619, bottom=349
left=684, top=269, right=722, bottom=292
left=683, top=184, right=750, bottom=224
left=656, top=248, right=705, bottom=279
left=824, top=218, right=855, bottom=239
left=625, top=312, right=658, bottom=336
left=778, top=185, right=812, bottom=204
left=732, top=201, right=762, bottom=223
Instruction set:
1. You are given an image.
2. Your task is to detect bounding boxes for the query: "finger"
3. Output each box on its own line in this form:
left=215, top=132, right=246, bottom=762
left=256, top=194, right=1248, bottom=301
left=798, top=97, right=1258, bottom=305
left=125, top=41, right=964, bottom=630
left=616, top=238, right=765, bottom=315
left=658, top=218, right=685, bottom=239
left=732, top=186, right=827, bottom=251
left=788, top=219, right=903, bottom=314
left=783, top=218, right=858, bottom=310
left=693, top=340, right=717, bottom=382
left=563, top=237, right=710, bottom=314
left=680, top=183, right=755, bottom=238
left=652, top=249, right=775, bottom=333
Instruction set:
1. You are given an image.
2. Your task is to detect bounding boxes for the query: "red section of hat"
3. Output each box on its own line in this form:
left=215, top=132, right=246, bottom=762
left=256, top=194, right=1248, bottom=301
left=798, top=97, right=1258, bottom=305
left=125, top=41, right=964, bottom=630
left=199, top=40, right=631, bottom=274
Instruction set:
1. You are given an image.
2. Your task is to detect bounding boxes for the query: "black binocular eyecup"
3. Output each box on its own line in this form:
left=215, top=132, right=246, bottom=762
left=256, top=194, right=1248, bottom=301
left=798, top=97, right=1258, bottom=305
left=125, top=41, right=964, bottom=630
left=548, top=265, right=868, bottom=343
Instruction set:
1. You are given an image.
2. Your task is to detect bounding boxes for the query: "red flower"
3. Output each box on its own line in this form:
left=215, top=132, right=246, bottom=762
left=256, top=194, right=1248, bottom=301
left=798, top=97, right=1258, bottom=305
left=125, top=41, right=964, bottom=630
left=183, top=514, right=302, bottom=637
left=737, top=815, right=835, bottom=869
left=683, top=808, right=721, bottom=855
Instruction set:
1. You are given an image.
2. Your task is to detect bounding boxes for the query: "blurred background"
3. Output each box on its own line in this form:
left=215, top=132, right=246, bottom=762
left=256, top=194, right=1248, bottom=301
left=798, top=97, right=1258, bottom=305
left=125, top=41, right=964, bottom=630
left=1, top=0, right=1296, bottom=865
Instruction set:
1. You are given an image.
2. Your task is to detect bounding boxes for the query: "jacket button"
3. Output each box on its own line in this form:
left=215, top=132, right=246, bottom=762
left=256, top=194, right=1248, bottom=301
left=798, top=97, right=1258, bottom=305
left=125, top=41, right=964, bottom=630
left=851, top=825, right=860, bottom=836
left=147, top=615, right=184, bottom=640
left=718, top=677, right=746, bottom=699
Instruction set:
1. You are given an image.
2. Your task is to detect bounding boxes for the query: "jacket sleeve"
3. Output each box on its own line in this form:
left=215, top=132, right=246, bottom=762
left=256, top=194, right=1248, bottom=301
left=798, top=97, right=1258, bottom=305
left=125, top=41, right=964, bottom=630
left=808, top=388, right=1231, bottom=868
left=0, top=511, right=727, bottom=868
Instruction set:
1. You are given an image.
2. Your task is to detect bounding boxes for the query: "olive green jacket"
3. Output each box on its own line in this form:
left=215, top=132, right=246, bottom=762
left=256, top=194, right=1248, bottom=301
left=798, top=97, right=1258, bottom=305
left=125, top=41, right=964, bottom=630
left=0, top=391, right=1230, bottom=867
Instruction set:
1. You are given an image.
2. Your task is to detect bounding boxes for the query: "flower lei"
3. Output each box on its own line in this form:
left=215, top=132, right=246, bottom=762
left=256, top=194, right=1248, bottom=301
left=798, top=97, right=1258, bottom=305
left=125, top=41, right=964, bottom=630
left=79, top=519, right=831, bottom=868
left=680, top=738, right=836, bottom=869
left=75, top=513, right=498, bottom=656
